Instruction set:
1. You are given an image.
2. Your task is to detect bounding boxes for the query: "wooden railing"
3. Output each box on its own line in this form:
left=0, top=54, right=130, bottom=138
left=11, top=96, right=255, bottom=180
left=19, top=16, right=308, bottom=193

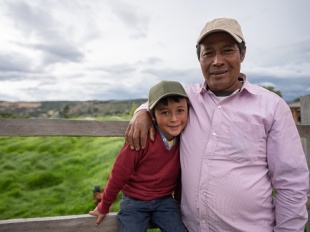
left=0, top=119, right=158, bottom=232
left=0, top=115, right=310, bottom=231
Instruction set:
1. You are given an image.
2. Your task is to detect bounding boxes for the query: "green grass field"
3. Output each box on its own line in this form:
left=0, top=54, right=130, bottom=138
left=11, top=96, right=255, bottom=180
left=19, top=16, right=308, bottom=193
left=0, top=115, right=160, bottom=231
left=0, top=135, right=125, bottom=219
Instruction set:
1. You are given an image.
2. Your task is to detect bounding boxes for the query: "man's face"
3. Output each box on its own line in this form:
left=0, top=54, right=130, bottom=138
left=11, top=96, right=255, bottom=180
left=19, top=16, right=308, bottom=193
left=199, top=32, right=246, bottom=92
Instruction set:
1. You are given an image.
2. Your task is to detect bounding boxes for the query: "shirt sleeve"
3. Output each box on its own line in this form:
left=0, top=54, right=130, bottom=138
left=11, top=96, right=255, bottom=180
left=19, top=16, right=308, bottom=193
left=98, top=143, right=143, bottom=214
left=267, top=99, right=309, bottom=231
left=134, top=102, right=148, bottom=113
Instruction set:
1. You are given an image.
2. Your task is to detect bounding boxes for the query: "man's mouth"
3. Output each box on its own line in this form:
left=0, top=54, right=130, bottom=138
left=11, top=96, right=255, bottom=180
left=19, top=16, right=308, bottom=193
left=210, top=70, right=227, bottom=75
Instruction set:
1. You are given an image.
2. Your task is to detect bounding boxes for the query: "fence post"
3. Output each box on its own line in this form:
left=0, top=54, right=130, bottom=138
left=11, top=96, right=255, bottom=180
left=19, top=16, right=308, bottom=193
left=300, top=95, right=310, bottom=232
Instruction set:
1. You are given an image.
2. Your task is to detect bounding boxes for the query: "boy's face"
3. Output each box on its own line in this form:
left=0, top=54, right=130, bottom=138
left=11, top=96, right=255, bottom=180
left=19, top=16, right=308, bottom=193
left=153, top=97, right=188, bottom=141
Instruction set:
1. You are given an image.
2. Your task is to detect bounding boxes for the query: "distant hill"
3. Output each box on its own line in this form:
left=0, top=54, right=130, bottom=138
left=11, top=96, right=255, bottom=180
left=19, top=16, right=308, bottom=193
left=0, top=99, right=147, bottom=119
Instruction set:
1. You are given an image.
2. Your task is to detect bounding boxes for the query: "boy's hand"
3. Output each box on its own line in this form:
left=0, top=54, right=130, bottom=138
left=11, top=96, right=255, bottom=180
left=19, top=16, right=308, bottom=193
left=89, top=207, right=105, bottom=226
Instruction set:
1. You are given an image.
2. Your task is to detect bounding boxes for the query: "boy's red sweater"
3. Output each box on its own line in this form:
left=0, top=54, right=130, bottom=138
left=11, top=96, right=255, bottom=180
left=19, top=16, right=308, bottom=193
left=98, top=130, right=181, bottom=214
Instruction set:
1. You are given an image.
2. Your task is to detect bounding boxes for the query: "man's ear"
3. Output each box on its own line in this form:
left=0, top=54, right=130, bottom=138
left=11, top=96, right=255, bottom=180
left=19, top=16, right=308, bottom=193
left=241, top=46, right=246, bottom=62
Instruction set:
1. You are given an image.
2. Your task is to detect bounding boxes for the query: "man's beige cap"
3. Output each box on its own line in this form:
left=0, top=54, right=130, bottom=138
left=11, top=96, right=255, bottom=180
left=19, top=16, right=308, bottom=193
left=197, top=18, right=245, bottom=45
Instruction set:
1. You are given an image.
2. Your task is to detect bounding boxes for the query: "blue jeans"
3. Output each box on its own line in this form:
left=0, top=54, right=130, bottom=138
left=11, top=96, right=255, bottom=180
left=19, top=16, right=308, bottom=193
left=117, top=194, right=186, bottom=232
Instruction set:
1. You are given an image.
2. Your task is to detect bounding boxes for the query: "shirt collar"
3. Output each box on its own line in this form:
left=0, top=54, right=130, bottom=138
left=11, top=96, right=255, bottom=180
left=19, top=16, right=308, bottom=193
left=155, top=125, right=177, bottom=150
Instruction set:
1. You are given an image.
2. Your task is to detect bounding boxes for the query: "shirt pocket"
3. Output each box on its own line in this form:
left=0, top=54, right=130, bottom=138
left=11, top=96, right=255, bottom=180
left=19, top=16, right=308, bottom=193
left=225, top=121, right=265, bottom=163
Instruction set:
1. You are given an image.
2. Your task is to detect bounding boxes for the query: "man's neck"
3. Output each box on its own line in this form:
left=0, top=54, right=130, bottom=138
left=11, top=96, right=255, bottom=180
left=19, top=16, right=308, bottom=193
left=207, top=78, right=244, bottom=96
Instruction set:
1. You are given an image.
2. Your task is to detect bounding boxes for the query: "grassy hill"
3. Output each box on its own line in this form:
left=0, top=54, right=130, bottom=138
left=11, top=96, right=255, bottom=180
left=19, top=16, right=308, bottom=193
left=0, top=99, right=146, bottom=220
left=0, top=99, right=147, bottom=119
left=0, top=113, right=162, bottom=231
left=0, top=135, right=125, bottom=219
left=0, top=115, right=134, bottom=220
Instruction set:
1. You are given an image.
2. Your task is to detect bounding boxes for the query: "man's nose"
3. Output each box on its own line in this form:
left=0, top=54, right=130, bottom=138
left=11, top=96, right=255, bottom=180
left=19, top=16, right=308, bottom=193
left=213, top=53, right=224, bottom=65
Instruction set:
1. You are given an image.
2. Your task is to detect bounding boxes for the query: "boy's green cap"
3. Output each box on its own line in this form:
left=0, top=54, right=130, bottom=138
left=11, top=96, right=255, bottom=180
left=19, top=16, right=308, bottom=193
left=148, top=81, right=188, bottom=110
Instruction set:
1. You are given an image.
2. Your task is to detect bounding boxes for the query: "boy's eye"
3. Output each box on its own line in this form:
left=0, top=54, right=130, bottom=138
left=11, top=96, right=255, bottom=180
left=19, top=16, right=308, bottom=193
left=161, top=111, right=169, bottom=115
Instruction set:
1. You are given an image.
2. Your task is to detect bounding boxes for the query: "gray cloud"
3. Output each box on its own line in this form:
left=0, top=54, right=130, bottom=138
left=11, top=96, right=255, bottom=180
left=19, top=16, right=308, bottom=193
left=32, top=43, right=84, bottom=64
left=100, top=64, right=136, bottom=76
left=250, top=75, right=310, bottom=102
left=3, top=0, right=84, bottom=66
left=0, top=52, right=32, bottom=73
left=4, top=1, right=53, bottom=35
left=108, top=0, right=150, bottom=39
left=0, top=0, right=309, bottom=103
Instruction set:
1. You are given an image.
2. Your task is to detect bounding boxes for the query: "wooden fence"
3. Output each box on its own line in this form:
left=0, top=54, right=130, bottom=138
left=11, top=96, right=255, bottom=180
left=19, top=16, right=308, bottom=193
left=0, top=95, right=309, bottom=231
left=0, top=119, right=158, bottom=232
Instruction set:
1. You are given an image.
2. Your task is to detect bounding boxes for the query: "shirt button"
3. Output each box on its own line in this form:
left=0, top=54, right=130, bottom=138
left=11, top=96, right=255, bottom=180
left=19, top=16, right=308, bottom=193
left=218, top=105, right=222, bottom=109
left=212, top=132, right=217, bottom=136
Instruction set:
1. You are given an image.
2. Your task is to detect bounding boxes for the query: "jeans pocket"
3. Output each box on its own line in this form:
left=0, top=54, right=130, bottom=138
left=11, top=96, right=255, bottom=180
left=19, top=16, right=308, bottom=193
left=119, top=194, right=133, bottom=209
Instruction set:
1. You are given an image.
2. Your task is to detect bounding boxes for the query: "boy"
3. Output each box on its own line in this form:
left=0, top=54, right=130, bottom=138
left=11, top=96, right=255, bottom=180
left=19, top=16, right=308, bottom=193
left=89, top=80, right=189, bottom=231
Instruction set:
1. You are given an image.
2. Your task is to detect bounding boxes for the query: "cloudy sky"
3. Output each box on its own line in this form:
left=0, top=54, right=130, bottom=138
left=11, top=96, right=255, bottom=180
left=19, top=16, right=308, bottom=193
left=0, top=0, right=309, bottom=103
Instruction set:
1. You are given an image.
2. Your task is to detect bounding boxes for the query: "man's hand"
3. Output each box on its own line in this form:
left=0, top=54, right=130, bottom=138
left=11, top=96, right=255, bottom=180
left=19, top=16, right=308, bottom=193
left=89, top=207, right=105, bottom=226
left=125, top=109, right=154, bottom=150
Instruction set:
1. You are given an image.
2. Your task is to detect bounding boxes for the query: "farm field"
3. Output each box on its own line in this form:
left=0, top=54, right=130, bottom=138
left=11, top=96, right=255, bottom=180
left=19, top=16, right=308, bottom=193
left=0, top=135, right=124, bottom=220
left=0, top=115, right=162, bottom=231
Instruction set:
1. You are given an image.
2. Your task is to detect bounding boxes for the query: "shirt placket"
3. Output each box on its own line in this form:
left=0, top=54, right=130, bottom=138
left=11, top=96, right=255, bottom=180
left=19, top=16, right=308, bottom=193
left=198, top=102, right=223, bottom=231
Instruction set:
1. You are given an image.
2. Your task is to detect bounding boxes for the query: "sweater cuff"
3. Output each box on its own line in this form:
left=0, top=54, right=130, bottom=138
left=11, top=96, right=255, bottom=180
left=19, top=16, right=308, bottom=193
left=97, top=201, right=109, bottom=215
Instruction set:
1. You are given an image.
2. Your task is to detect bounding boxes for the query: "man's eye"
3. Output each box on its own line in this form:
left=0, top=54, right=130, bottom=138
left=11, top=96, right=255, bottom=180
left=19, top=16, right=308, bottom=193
left=203, top=51, right=213, bottom=56
left=223, top=49, right=235, bottom=54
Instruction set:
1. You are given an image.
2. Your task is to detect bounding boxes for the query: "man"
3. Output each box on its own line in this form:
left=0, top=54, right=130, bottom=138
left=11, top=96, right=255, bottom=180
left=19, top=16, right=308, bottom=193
left=125, top=18, right=309, bottom=231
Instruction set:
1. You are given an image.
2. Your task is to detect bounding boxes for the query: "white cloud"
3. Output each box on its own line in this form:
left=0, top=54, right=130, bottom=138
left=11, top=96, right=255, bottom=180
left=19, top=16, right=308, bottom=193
left=0, top=0, right=309, bottom=102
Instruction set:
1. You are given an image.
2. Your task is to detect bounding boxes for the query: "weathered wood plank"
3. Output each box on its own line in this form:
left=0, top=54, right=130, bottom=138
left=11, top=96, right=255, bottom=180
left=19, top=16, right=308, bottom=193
left=0, top=213, right=156, bottom=232
left=300, top=95, right=310, bottom=232
left=301, top=95, right=310, bottom=124
left=0, top=214, right=117, bottom=232
left=297, top=125, right=310, bottom=138
left=0, top=119, right=129, bottom=137
left=1, top=118, right=308, bottom=138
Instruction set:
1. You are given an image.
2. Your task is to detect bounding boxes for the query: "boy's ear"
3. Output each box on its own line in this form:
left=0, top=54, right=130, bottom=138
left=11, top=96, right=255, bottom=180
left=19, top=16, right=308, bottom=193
left=149, top=111, right=156, bottom=122
left=151, top=116, right=156, bottom=123
left=151, top=114, right=157, bottom=125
